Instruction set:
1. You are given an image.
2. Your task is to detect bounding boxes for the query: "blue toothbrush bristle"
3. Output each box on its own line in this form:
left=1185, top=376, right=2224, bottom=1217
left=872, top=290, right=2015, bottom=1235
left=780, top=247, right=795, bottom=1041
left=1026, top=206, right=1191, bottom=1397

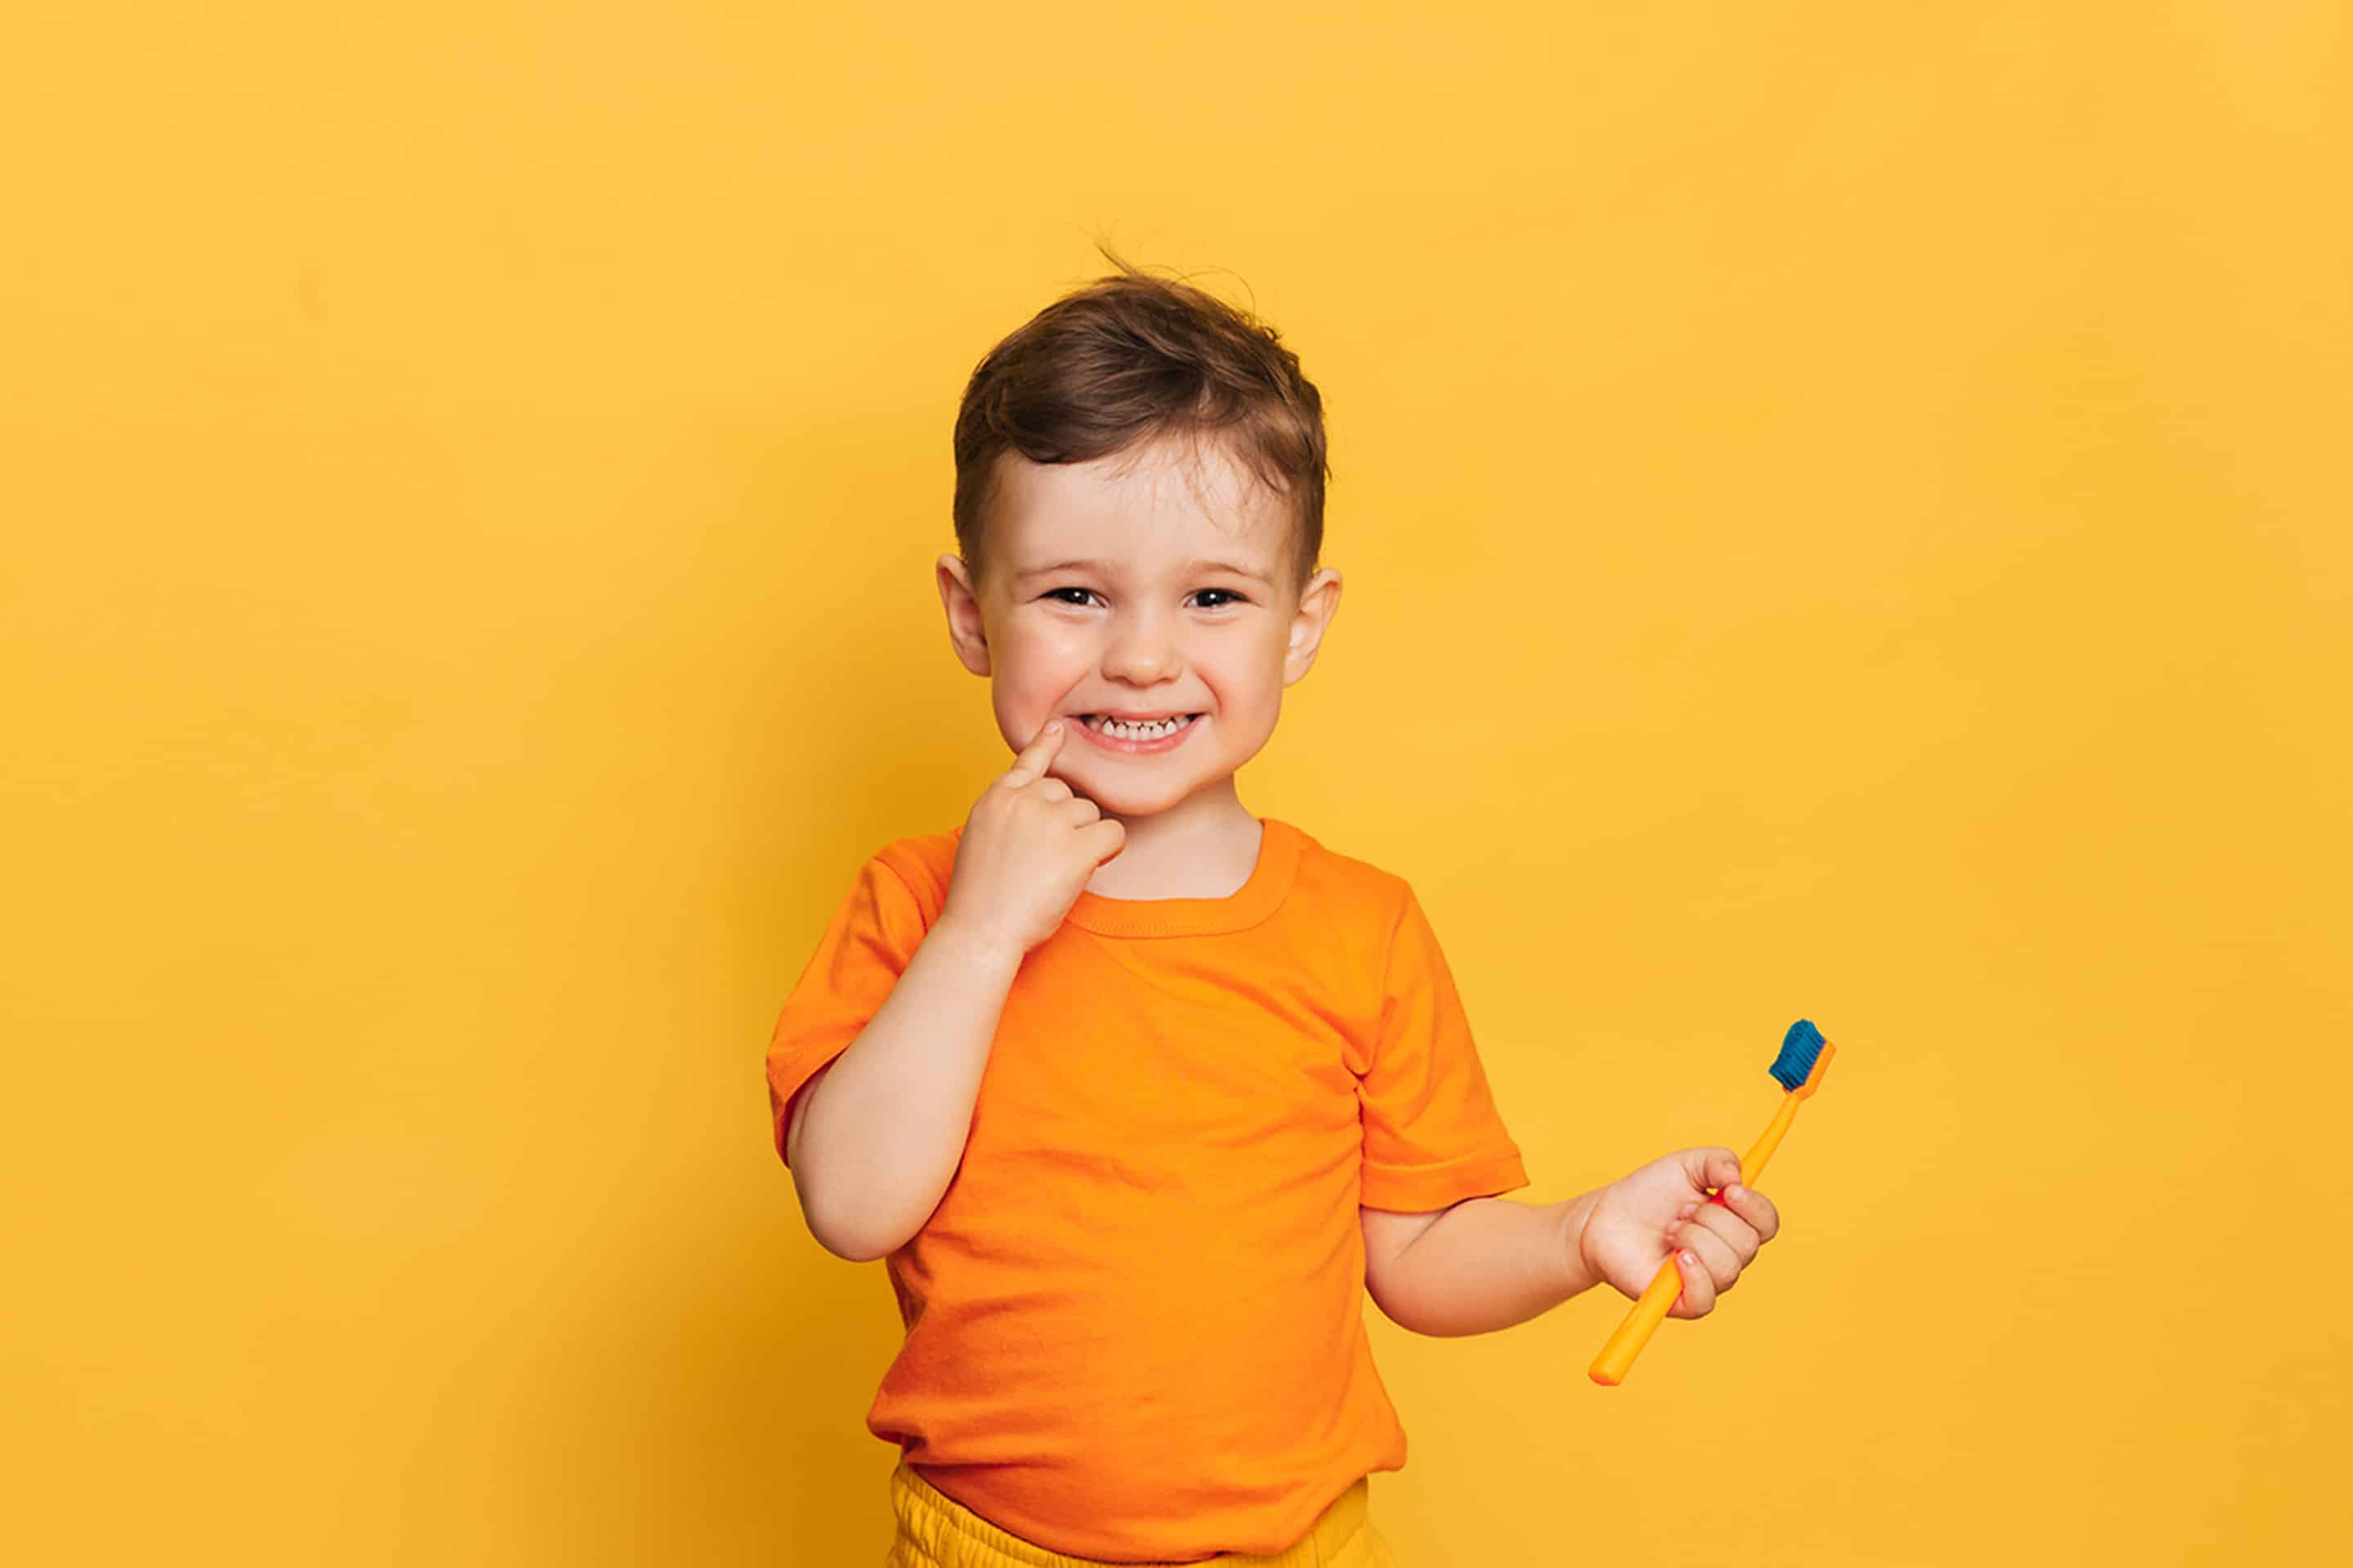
left=1769, top=1019, right=1825, bottom=1090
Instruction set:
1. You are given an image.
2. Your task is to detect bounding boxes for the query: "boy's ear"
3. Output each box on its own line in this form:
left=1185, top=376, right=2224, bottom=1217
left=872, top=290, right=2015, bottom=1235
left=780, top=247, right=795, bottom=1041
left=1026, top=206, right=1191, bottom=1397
left=1282, top=567, right=1342, bottom=686
left=936, top=555, right=992, bottom=677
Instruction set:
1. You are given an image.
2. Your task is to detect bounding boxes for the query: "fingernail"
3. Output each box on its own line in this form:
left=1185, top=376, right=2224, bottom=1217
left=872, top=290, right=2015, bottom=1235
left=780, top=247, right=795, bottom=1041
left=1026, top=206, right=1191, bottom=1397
left=1726, top=1185, right=1745, bottom=1202
left=1045, top=720, right=1060, bottom=732
left=1681, top=1250, right=1699, bottom=1266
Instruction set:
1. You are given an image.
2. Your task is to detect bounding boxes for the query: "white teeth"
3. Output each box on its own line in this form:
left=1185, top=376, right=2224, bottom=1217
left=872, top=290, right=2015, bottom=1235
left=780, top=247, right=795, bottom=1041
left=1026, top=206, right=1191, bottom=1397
left=1090, top=714, right=1190, bottom=739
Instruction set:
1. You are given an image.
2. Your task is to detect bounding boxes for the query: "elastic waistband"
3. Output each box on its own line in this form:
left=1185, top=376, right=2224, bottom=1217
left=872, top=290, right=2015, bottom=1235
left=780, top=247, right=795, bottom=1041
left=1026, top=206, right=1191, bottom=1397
left=888, top=1461, right=1370, bottom=1566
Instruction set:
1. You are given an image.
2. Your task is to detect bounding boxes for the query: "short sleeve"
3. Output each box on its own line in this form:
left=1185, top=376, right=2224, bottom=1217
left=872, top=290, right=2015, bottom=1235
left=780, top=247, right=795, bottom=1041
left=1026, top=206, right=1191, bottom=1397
left=1355, top=885, right=1529, bottom=1211
left=765, top=854, right=931, bottom=1168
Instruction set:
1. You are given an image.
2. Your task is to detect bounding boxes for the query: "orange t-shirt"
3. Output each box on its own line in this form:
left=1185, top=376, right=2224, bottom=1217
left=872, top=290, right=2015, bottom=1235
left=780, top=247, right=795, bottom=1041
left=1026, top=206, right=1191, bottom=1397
left=764, top=815, right=1529, bottom=1561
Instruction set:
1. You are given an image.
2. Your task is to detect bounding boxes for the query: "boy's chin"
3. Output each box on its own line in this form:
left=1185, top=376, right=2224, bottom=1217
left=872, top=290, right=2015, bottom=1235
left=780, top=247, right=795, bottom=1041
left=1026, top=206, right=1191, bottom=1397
left=1063, top=769, right=1219, bottom=818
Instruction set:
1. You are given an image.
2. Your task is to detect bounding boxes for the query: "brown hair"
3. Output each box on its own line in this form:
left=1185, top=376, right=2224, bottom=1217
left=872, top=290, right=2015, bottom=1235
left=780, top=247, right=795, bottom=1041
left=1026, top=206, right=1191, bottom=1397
left=951, top=242, right=1330, bottom=602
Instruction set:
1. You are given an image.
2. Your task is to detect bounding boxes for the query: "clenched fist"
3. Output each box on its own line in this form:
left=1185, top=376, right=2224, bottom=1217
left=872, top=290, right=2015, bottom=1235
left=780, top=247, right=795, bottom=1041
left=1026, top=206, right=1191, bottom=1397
left=1576, top=1146, right=1783, bottom=1318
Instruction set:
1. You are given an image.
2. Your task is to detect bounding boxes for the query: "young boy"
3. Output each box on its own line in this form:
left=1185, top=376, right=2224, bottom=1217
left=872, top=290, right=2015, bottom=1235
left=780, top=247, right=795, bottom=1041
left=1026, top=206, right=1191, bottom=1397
left=765, top=254, right=1784, bottom=1566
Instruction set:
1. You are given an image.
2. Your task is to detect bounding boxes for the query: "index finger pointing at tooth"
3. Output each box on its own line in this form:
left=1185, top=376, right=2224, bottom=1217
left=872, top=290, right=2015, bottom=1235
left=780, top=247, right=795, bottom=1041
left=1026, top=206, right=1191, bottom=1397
left=1007, top=719, right=1065, bottom=782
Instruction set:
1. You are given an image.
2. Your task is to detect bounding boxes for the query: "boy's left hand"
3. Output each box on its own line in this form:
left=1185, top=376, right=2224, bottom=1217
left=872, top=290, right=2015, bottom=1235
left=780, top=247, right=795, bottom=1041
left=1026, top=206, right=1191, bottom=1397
left=1574, top=1147, right=1781, bottom=1318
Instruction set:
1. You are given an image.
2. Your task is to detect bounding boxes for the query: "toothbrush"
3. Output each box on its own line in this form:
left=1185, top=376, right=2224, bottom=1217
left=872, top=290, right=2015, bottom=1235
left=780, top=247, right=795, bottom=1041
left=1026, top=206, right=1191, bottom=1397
left=1588, top=1019, right=1836, bottom=1387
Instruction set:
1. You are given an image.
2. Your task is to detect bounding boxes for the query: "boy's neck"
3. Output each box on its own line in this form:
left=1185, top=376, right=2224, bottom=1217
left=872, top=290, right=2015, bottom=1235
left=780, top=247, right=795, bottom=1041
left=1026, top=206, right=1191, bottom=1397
left=1080, top=781, right=1263, bottom=901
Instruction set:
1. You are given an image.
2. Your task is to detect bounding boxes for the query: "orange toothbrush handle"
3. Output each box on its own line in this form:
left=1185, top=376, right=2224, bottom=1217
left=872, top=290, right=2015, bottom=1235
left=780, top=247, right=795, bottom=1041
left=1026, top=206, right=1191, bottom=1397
left=1587, top=1094, right=1800, bottom=1386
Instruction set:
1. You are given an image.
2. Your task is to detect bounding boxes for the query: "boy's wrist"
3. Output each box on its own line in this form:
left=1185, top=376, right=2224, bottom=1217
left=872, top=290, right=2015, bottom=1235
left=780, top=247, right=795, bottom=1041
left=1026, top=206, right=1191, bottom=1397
left=1553, top=1186, right=1607, bottom=1299
left=926, top=916, right=1029, bottom=972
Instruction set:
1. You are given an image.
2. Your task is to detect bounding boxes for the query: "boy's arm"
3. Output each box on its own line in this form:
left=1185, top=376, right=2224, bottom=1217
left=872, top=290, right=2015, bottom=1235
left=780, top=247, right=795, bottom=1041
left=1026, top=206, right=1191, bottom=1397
left=788, top=919, right=1025, bottom=1262
left=1361, top=1188, right=1607, bottom=1338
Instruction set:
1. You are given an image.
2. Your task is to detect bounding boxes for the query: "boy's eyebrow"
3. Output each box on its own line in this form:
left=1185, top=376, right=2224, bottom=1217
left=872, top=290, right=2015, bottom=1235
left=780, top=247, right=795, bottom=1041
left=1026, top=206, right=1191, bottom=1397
left=1016, top=556, right=1272, bottom=584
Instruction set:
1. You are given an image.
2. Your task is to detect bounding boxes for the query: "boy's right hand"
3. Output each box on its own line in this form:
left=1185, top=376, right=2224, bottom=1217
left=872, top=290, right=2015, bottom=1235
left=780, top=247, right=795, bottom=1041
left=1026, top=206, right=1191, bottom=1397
left=939, top=720, right=1125, bottom=958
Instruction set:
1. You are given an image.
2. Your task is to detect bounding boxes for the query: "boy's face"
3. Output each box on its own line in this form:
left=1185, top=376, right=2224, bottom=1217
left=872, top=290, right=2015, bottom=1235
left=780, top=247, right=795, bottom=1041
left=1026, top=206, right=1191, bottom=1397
left=937, top=433, right=1342, bottom=818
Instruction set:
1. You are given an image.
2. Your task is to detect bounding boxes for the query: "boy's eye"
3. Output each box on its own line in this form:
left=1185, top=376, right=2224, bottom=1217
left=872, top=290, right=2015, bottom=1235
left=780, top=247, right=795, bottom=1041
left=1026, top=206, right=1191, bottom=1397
left=1041, top=587, right=1248, bottom=609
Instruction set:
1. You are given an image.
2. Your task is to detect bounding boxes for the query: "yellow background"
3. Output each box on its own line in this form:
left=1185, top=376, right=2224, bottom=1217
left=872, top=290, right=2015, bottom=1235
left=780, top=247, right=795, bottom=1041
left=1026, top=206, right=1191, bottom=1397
left=4, top=3, right=2346, bottom=1563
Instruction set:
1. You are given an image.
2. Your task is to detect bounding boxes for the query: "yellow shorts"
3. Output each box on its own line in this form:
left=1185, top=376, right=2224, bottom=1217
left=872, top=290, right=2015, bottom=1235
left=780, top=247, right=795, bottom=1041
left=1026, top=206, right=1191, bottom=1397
left=883, top=1460, right=1402, bottom=1567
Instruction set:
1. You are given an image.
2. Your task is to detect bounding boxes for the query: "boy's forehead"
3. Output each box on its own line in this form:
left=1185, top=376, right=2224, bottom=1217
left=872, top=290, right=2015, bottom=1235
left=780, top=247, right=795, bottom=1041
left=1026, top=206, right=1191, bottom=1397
left=993, top=440, right=1286, bottom=575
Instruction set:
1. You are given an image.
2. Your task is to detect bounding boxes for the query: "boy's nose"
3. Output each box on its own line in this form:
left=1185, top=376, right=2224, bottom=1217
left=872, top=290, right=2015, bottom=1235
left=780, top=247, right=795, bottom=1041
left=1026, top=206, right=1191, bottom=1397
left=1100, top=625, right=1181, bottom=683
